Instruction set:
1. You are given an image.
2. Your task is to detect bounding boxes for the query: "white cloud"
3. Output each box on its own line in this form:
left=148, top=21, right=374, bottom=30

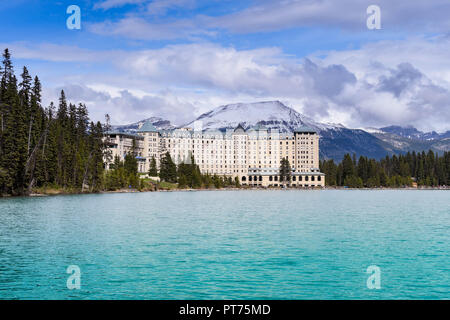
left=146, top=0, right=196, bottom=15
left=0, top=42, right=114, bottom=62
left=90, top=0, right=450, bottom=40
left=209, top=0, right=450, bottom=33
left=7, top=36, right=450, bottom=131
left=94, top=0, right=196, bottom=13
left=88, top=16, right=213, bottom=40
left=94, top=0, right=146, bottom=10
left=47, top=84, right=201, bottom=125
left=317, top=35, right=450, bottom=131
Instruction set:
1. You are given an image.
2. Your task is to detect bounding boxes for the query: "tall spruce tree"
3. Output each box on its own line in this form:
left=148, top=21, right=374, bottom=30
left=279, top=157, right=291, bottom=184
left=148, top=155, right=158, bottom=176
left=159, top=152, right=177, bottom=183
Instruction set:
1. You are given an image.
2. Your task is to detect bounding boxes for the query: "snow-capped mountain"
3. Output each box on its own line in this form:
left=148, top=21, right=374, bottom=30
left=185, top=101, right=342, bottom=132
left=378, top=125, right=450, bottom=141
left=369, top=126, right=450, bottom=154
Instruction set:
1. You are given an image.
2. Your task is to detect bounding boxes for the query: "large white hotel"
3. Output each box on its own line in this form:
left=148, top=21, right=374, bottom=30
left=105, top=121, right=325, bottom=187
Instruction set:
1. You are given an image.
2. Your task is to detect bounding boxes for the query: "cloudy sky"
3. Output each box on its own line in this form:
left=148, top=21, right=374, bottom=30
left=1, top=0, right=450, bottom=131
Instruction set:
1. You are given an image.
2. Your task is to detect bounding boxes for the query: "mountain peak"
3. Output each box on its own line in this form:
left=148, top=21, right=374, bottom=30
left=187, top=100, right=340, bottom=132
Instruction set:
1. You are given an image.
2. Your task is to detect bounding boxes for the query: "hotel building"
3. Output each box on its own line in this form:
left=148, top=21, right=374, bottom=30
left=103, top=131, right=146, bottom=173
left=104, top=122, right=325, bottom=187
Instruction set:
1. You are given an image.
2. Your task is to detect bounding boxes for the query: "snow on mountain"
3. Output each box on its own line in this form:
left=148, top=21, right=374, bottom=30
left=113, top=116, right=175, bottom=132
left=369, top=125, right=450, bottom=156
left=185, top=101, right=343, bottom=132
left=360, top=127, right=384, bottom=134
left=379, top=125, right=450, bottom=141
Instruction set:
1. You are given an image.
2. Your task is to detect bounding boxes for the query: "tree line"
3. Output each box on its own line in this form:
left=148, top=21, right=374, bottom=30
left=320, top=151, right=450, bottom=188
left=0, top=49, right=105, bottom=196
left=155, top=154, right=293, bottom=189
left=156, top=152, right=241, bottom=189
left=103, top=153, right=141, bottom=191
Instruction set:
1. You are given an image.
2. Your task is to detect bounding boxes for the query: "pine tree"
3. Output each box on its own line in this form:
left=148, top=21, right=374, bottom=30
left=213, top=174, right=222, bottom=188
left=342, top=154, right=355, bottom=183
left=3, top=71, right=28, bottom=194
left=148, top=155, right=158, bottom=176
left=279, top=157, right=291, bottom=185
left=178, top=174, right=188, bottom=188
left=320, top=159, right=337, bottom=186
left=159, top=152, right=177, bottom=183
left=234, top=176, right=241, bottom=188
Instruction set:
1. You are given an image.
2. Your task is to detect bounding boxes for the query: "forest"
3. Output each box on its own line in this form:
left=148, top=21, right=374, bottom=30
left=320, top=152, right=450, bottom=188
left=0, top=49, right=105, bottom=196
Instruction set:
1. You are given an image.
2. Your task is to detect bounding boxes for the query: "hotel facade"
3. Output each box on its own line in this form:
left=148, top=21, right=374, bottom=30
left=105, top=122, right=325, bottom=187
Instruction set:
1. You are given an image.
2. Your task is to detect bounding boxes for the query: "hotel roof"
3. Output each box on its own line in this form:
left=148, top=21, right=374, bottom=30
left=137, top=121, right=158, bottom=132
left=294, top=126, right=317, bottom=133
left=105, top=131, right=143, bottom=139
left=130, top=123, right=317, bottom=138
left=233, top=123, right=245, bottom=133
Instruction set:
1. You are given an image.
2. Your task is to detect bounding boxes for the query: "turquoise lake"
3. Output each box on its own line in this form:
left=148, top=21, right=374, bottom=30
left=0, top=190, right=449, bottom=299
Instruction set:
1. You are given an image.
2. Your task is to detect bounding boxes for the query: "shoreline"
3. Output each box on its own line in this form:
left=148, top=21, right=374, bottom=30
left=14, top=185, right=447, bottom=197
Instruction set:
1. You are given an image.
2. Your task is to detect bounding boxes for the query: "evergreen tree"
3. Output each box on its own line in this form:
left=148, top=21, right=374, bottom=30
left=148, top=155, right=158, bottom=176
left=159, top=152, right=177, bottom=183
left=320, top=159, right=337, bottom=186
left=279, top=157, right=291, bottom=184
left=191, top=156, right=202, bottom=188
left=1, top=59, right=28, bottom=194
left=202, top=173, right=212, bottom=189
left=213, top=174, right=222, bottom=188
left=342, top=154, right=355, bottom=182
left=0, top=49, right=108, bottom=195
left=234, top=176, right=241, bottom=187
left=178, top=174, right=188, bottom=188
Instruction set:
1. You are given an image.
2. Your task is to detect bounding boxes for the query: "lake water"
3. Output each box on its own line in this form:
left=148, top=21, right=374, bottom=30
left=0, top=190, right=449, bottom=300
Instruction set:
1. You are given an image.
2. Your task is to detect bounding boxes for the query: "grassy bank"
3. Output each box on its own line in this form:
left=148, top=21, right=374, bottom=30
left=10, top=180, right=448, bottom=197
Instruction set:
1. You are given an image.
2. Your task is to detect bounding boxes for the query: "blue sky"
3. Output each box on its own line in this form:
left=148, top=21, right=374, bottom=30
left=1, top=0, right=450, bottom=131
left=0, top=1, right=400, bottom=52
